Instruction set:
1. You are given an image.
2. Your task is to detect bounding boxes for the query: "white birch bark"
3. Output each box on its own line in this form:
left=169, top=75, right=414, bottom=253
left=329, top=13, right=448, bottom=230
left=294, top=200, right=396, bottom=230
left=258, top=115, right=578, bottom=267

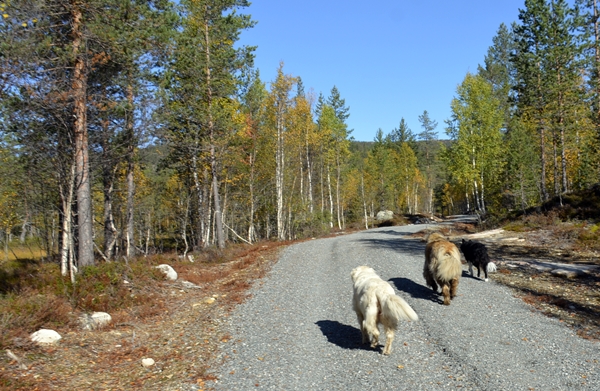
left=327, top=165, right=333, bottom=228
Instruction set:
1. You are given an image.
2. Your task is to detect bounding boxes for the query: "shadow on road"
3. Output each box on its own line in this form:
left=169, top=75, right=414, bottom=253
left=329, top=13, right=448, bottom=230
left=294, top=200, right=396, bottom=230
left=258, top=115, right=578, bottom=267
left=389, top=277, right=442, bottom=304
left=355, top=231, right=426, bottom=257
left=362, top=229, right=419, bottom=237
left=461, top=270, right=482, bottom=281
left=315, top=320, right=380, bottom=352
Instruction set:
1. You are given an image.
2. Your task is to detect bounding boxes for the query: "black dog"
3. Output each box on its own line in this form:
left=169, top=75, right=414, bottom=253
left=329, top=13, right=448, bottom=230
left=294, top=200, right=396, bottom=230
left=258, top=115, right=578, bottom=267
left=460, top=239, right=496, bottom=281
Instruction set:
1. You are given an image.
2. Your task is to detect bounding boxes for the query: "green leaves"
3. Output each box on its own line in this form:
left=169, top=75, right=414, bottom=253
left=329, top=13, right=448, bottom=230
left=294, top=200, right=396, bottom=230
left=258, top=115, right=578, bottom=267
left=445, top=73, right=505, bottom=212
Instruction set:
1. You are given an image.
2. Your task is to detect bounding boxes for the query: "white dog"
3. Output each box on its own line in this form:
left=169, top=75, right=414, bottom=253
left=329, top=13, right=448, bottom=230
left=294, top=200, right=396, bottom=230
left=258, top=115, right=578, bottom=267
left=351, top=266, right=418, bottom=355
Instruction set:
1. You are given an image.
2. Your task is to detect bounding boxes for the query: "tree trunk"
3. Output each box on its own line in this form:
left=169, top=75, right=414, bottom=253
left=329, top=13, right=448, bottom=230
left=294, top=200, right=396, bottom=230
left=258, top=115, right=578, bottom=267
left=60, top=161, right=76, bottom=277
left=210, top=146, right=224, bottom=248
left=320, top=150, right=325, bottom=214
left=306, top=134, right=314, bottom=213
left=595, top=0, right=600, bottom=125
left=125, top=82, right=136, bottom=258
left=72, top=3, right=94, bottom=268
left=539, top=119, right=549, bottom=202
left=519, top=171, right=527, bottom=212
left=299, top=150, right=304, bottom=206
left=191, top=152, right=205, bottom=249
left=335, top=156, right=342, bottom=230
left=362, top=174, right=368, bottom=229
left=103, top=171, right=118, bottom=260
left=204, top=19, right=225, bottom=249
left=276, top=100, right=285, bottom=241
left=406, top=183, right=413, bottom=214
left=557, top=78, right=568, bottom=194
left=19, top=213, right=28, bottom=243
left=204, top=168, right=212, bottom=246
left=327, top=165, right=333, bottom=228
left=480, top=170, right=486, bottom=214
left=248, top=150, right=256, bottom=243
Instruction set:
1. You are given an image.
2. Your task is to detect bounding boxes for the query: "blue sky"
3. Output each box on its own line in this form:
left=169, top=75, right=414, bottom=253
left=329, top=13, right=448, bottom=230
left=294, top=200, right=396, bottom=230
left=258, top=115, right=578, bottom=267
left=236, top=0, right=527, bottom=141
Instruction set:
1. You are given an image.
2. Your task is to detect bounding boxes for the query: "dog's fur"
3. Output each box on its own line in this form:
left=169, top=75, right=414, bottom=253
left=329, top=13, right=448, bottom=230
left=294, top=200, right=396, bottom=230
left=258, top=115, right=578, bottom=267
left=460, top=239, right=496, bottom=282
left=351, top=266, right=418, bottom=355
left=423, top=232, right=462, bottom=305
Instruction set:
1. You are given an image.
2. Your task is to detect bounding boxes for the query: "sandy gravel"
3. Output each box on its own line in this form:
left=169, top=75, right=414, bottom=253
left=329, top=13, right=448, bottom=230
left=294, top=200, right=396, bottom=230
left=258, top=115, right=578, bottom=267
left=208, top=225, right=600, bottom=390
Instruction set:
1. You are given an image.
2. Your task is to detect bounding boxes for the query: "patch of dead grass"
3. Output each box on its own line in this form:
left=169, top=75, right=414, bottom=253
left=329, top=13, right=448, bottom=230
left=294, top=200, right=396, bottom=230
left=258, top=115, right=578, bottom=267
left=0, top=241, right=287, bottom=391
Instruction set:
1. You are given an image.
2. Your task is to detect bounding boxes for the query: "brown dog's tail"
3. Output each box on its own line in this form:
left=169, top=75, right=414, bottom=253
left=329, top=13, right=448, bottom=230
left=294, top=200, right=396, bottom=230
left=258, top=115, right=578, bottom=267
left=380, top=294, right=418, bottom=329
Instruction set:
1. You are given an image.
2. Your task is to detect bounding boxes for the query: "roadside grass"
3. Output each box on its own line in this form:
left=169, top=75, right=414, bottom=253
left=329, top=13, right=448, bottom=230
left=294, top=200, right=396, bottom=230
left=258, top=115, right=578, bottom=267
left=1, top=243, right=47, bottom=262
left=0, top=241, right=286, bottom=353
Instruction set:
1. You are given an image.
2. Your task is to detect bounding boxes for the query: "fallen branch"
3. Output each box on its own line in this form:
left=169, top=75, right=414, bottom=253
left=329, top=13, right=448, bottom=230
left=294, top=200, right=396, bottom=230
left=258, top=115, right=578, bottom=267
left=223, top=222, right=251, bottom=244
left=6, top=349, right=27, bottom=370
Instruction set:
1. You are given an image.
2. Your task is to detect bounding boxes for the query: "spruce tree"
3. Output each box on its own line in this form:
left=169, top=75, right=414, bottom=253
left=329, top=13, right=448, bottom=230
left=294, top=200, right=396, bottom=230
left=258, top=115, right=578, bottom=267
left=513, top=0, right=553, bottom=202
left=160, top=0, right=255, bottom=248
left=478, top=23, right=517, bottom=131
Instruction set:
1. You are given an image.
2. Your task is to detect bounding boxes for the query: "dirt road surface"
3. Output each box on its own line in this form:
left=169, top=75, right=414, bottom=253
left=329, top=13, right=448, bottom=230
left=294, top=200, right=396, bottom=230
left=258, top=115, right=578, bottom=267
left=210, top=225, right=600, bottom=390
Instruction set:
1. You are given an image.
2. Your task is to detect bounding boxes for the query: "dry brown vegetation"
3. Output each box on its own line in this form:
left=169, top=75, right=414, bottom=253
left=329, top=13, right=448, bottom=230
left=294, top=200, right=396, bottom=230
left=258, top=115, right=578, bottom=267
left=0, top=241, right=287, bottom=391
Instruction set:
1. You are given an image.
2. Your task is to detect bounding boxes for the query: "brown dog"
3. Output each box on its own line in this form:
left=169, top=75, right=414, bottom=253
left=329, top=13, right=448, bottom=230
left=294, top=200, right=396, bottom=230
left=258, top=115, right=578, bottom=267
left=423, top=232, right=462, bottom=305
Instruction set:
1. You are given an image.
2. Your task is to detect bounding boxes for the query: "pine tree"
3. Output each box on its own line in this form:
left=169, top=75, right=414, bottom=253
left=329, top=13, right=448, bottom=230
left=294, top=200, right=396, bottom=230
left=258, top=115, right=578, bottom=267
left=327, top=86, right=350, bottom=123
left=161, top=0, right=255, bottom=248
left=389, top=118, right=417, bottom=151
left=513, top=0, right=588, bottom=199
left=513, top=0, right=553, bottom=202
left=478, top=23, right=517, bottom=131
left=1, top=0, right=134, bottom=271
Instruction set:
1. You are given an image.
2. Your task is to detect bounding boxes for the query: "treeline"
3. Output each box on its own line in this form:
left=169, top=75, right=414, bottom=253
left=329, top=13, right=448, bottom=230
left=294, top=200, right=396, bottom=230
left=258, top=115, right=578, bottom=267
left=444, top=0, right=600, bottom=216
left=1, top=0, right=600, bottom=274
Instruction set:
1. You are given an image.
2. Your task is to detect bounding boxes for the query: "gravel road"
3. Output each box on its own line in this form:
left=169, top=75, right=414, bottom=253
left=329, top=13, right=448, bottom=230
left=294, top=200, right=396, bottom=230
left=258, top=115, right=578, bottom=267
left=212, top=225, right=600, bottom=390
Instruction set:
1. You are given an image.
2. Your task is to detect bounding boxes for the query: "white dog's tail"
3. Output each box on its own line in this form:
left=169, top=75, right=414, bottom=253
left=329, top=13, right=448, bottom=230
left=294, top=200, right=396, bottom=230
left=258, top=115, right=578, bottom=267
left=381, top=294, right=418, bottom=329
left=487, top=262, right=497, bottom=273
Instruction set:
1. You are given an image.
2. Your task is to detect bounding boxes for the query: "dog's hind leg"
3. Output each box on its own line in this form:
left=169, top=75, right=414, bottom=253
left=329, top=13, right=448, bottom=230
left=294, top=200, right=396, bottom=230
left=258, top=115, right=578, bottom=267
left=423, top=269, right=438, bottom=293
left=355, top=312, right=368, bottom=344
left=364, top=306, right=380, bottom=349
left=449, top=277, right=459, bottom=300
left=382, top=326, right=394, bottom=355
left=441, top=284, right=451, bottom=305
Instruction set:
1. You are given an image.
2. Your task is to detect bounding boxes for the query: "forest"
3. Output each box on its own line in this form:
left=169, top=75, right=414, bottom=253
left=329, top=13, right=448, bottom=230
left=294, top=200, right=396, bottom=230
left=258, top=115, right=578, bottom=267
left=1, top=0, right=600, bottom=276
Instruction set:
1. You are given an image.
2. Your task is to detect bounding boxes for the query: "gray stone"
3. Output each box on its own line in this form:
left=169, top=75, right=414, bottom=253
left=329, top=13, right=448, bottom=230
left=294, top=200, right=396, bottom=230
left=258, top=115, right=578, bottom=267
left=30, top=329, right=62, bottom=345
left=550, top=268, right=581, bottom=278
left=155, top=264, right=178, bottom=281
left=376, top=210, right=394, bottom=221
left=80, top=312, right=112, bottom=330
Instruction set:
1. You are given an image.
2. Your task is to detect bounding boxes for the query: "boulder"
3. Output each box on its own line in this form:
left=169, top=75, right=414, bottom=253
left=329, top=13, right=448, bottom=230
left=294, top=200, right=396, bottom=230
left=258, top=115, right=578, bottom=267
left=180, top=280, right=200, bottom=289
left=141, top=358, right=155, bottom=368
left=79, top=312, right=112, bottom=330
left=376, top=210, right=394, bottom=221
left=551, top=268, right=582, bottom=278
left=30, top=329, right=62, bottom=345
left=155, top=264, right=178, bottom=281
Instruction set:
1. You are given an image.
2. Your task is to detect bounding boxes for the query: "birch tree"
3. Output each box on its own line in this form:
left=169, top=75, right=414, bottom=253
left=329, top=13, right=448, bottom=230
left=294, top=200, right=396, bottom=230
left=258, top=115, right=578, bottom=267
left=445, top=73, right=505, bottom=214
left=267, top=63, right=296, bottom=240
left=417, top=110, right=439, bottom=213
